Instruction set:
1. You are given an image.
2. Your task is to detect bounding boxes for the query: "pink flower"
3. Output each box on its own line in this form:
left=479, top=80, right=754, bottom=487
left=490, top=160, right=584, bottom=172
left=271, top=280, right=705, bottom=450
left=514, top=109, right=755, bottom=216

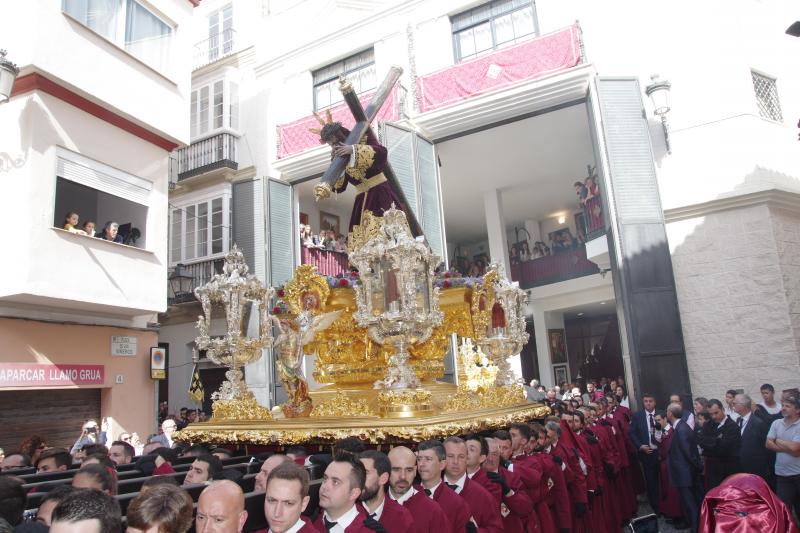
left=277, top=289, right=285, bottom=298
left=443, top=280, right=451, bottom=289
left=338, top=278, right=349, bottom=288
left=271, top=306, right=282, bottom=315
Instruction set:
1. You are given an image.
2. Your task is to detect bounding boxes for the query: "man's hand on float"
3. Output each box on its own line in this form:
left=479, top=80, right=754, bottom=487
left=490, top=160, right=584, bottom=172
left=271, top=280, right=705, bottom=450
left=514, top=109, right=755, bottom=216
left=314, top=183, right=332, bottom=201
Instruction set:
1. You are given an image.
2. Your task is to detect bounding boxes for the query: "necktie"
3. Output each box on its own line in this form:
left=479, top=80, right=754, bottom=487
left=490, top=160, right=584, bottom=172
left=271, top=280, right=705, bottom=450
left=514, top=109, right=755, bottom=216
left=648, top=413, right=655, bottom=445
left=323, top=517, right=337, bottom=532
left=424, top=488, right=432, bottom=496
left=447, top=483, right=458, bottom=491
left=738, top=417, right=743, bottom=429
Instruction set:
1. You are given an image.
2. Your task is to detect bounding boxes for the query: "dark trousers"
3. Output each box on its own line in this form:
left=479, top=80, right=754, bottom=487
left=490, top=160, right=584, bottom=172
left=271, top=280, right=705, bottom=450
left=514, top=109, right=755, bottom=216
left=676, top=483, right=703, bottom=533
left=638, top=452, right=660, bottom=514
left=776, top=474, right=800, bottom=524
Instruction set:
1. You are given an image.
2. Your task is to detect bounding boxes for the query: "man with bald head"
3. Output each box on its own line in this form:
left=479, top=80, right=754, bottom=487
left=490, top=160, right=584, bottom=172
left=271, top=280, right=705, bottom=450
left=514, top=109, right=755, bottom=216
left=256, top=454, right=293, bottom=492
left=387, top=446, right=450, bottom=533
left=196, top=480, right=248, bottom=533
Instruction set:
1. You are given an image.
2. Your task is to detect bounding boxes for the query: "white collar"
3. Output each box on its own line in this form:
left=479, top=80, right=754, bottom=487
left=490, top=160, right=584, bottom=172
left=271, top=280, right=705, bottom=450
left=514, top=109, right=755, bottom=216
left=645, top=409, right=655, bottom=416
left=466, top=467, right=480, bottom=479
left=270, top=518, right=306, bottom=533
left=362, top=497, right=385, bottom=520
left=740, top=412, right=751, bottom=423
left=424, top=480, right=441, bottom=498
left=444, top=473, right=467, bottom=494
left=389, top=486, right=416, bottom=505
left=324, top=504, right=359, bottom=532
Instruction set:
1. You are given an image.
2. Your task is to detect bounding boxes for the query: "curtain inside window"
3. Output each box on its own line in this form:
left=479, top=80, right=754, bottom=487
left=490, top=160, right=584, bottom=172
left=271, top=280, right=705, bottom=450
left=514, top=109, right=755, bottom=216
left=64, top=0, right=120, bottom=41
left=125, top=0, right=171, bottom=72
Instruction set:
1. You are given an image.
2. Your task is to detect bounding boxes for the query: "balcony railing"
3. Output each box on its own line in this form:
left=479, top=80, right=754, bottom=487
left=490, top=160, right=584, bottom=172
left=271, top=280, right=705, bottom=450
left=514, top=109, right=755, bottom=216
left=277, top=84, right=406, bottom=159
left=176, top=133, right=238, bottom=181
left=167, top=258, right=224, bottom=305
left=416, top=24, right=581, bottom=113
left=583, top=195, right=605, bottom=240
left=193, top=28, right=236, bottom=70
left=510, top=246, right=599, bottom=290
left=301, top=247, right=349, bottom=277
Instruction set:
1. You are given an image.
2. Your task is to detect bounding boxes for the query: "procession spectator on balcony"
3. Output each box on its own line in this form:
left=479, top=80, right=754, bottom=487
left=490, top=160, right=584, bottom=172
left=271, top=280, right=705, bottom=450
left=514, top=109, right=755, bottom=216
left=574, top=181, right=589, bottom=206
left=509, top=245, right=520, bottom=266
left=0, top=453, right=30, bottom=472
left=97, top=221, right=124, bottom=243
left=334, top=234, right=347, bottom=253
left=81, top=220, right=96, bottom=237
left=18, top=435, right=47, bottom=466
left=300, top=224, right=315, bottom=248
left=585, top=174, right=599, bottom=199
left=63, top=211, right=88, bottom=235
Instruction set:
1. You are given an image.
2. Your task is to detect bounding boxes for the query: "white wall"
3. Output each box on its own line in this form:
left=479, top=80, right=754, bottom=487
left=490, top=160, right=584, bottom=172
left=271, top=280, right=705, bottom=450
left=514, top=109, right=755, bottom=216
left=0, top=92, right=170, bottom=316
left=3, top=0, right=192, bottom=145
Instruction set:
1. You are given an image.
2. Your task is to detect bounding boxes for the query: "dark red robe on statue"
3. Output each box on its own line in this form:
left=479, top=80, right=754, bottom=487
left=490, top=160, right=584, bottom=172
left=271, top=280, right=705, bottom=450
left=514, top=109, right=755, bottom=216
left=699, top=473, right=799, bottom=533
left=331, top=130, right=405, bottom=231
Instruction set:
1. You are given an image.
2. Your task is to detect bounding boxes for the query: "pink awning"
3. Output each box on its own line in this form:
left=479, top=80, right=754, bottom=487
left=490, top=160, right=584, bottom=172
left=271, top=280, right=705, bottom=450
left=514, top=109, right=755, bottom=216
left=416, top=25, right=581, bottom=114
left=277, top=86, right=402, bottom=159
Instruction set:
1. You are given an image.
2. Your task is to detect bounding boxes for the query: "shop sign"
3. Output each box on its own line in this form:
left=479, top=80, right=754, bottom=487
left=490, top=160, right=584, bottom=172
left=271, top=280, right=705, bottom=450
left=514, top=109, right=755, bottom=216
left=0, top=363, right=105, bottom=387
left=111, top=336, right=137, bottom=357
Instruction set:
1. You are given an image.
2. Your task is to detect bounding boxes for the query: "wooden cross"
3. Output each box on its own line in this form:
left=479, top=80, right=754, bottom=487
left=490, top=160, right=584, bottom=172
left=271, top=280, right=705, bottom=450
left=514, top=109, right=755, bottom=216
left=316, top=66, right=424, bottom=237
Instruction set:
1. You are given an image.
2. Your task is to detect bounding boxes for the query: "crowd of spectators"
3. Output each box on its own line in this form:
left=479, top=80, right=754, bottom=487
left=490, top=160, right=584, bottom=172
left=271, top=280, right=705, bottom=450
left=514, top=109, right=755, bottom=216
left=61, top=212, right=135, bottom=245
left=300, top=224, right=347, bottom=254
left=1, top=384, right=798, bottom=533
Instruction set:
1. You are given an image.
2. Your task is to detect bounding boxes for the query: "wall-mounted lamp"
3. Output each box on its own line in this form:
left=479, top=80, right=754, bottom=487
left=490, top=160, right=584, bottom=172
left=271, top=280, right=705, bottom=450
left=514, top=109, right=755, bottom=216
left=645, top=73, right=672, bottom=154
left=557, top=215, right=566, bottom=224
left=0, top=50, right=20, bottom=103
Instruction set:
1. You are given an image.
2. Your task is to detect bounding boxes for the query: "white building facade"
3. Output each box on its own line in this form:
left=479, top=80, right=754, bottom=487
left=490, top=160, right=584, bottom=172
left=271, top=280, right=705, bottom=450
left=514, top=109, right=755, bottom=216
left=161, top=0, right=800, bottom=411
left=0, top=0, right=194, bottom=450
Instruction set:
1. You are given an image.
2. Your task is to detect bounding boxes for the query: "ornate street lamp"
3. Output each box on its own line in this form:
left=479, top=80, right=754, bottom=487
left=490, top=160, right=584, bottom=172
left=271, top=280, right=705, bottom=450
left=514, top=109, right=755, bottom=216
left=0, top=50, right=20, bottom=103
left=645, top=74, right=672, bottom=154
left=350, top=207, right=443, bottom=392
left=194, top=246, right=273, bottom=408
left=472, top=264, right=529, bottom=387
left=168, top=264, right=194, bottom=304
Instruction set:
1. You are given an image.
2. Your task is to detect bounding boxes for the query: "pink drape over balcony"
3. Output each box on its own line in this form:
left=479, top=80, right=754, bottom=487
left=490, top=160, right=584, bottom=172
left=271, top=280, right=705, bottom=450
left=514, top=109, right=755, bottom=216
left=277, top=86, right=402, bottom=159
left=416, top=24, right=581, bottom=113
left=301, top=247, right=349, bottom=277
left=510, top=247, right=599, bottom=289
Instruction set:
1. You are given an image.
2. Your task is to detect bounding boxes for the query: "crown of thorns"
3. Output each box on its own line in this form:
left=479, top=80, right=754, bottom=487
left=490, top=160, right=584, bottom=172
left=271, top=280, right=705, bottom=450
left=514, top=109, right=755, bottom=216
left=309, top=109, right=345, bottom=141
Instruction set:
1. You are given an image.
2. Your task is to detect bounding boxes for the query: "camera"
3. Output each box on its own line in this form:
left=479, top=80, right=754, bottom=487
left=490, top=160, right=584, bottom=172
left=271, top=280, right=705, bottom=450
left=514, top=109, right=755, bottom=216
left=86, top=426, right=97, bottom=434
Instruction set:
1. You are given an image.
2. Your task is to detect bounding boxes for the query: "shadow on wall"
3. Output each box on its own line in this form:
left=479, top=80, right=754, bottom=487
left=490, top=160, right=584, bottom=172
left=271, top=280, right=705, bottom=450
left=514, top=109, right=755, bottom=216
left=666, top=167, right=800, bottom=400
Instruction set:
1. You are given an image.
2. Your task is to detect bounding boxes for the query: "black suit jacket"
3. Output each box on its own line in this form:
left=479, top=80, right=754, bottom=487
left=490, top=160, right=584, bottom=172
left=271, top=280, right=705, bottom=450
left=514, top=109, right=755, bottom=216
left=739, top=415, right=771, bottom=478
left=630, top=409, right=659, bottom=465
left=668, top=418, right=702, bottom=488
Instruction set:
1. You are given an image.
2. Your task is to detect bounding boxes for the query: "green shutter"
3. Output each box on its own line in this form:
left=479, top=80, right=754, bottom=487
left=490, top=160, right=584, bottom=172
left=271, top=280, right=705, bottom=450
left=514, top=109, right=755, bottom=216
left=267, top=179, right=294, bottom=287
left=416, top=136, right=445, bottom=260
left=382, top=122, right=420, bottom=219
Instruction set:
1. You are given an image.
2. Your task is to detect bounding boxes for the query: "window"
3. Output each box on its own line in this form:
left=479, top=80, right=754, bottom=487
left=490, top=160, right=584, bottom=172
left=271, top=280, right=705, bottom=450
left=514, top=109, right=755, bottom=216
left=313, top=48, right=376, bottom=111
left=54, top=148, right=151, bottom=248
left=451, top=0, right=538, bottom=62
left=208, top=4, right=234, bottom=62
left=189, top=79, right=239, bottom=139
left=170, top=192, right=230, bottom=264
left=63, top=0, right=173, bottom=73
left=751, top=71, right=783, bottom=122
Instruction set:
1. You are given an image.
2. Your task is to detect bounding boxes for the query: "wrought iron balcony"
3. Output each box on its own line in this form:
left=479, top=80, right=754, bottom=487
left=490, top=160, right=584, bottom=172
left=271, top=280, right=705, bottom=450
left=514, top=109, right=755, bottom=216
left=193, top=28, right=236, bottom=70
left=167, top=258, right=225, bottom=305
left=176, top=133, right=238, bottom=181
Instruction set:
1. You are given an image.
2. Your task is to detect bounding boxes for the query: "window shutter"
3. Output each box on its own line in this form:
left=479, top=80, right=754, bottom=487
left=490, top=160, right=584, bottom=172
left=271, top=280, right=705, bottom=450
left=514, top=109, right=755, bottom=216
left=56, top=148, right=152, bottom=206
left=382, top=123, right=420, bottom=220
left=232, top=180, right=257, bottom=272
left=416, top=136, right=445, bottom=260
left=267, top=178, right=294, bottom=287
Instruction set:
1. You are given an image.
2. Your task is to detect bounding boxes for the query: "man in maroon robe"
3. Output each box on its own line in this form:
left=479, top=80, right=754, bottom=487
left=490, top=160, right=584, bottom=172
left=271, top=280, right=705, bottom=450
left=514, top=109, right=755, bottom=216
left=387, top=446, right=451, bottom=533
left=416, top=440, right=473, bottom=533
left=358, top=451, right=415, bottom=533
left=313, top=453, right=383, bottom=533
left=529, top=423, right=572, bottom=533
left=442, top=437, right=503, bottom=533
left=257, top=462, right=321, bottom=533
left=314, top=122, right=406, bottom=232
left=481, top=436, right=532, bottom=533
left=463, top=434, right=502, bottom=506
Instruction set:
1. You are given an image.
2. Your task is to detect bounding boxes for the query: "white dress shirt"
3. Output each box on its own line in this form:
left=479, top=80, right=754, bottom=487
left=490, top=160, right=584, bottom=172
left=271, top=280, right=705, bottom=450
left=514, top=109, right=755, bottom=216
left=424, top=480, right=441, bottom=499
left=738, top=412, right=751, bottom=434
left=362, top=498, right=385, bottom=520
left=388, top=486, right=417, bottom=505
left=323, top=504, right=359, bottom=533
left=445, top=473, right=467, bottom=494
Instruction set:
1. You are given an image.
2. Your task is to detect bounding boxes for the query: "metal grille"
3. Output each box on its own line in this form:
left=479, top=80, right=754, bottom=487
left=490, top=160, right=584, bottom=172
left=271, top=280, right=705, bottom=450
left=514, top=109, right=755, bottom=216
left=751, top=71, right=783, bottom=122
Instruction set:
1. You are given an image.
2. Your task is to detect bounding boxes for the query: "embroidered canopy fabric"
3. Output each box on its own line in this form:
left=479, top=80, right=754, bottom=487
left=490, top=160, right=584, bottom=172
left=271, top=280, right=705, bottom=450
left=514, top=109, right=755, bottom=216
left=277, top=86, right=402, bottom=159
left=417, top=24, right=581, bottom=113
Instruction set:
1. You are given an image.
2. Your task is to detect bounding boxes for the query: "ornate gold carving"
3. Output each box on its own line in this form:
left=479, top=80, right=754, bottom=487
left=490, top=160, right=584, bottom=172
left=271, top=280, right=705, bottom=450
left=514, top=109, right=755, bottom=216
left=345, top=144, right=376, bottom=182
left=284, top=265, right=330, bottom=316
left=210, top=393, right=273, bottom=421
left=470, top=269, right=498, bottom=340
left=442, top=384, right=527, bottom=413
left=310, top=391, right=375, bottom=418
left=347, top=210, right=384, bottom=253
left=174, top=401, right=550, bottom=445
left=376, top=389, right=433, bottom=418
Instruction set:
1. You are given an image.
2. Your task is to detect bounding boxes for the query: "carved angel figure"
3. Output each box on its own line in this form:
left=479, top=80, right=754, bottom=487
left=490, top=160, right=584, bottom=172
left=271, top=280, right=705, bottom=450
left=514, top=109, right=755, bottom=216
left=272, top=309, right=342, bottom=417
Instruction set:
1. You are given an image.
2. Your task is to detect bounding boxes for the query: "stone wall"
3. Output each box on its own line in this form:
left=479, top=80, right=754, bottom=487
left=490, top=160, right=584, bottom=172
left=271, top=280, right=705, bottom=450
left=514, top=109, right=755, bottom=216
left=668, top=203, right=800, bottom=401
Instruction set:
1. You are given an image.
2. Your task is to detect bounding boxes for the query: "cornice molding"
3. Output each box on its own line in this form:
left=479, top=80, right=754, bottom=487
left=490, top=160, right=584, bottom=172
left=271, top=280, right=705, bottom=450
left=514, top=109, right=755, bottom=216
left=271, top=146, right=330, bottom=182
left=664, top=188, right=800, bottom=223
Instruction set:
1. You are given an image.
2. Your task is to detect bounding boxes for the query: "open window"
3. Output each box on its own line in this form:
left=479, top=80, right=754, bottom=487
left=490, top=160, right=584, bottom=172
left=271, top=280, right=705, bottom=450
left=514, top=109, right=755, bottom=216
left=53, top=148, right=151, bottom=247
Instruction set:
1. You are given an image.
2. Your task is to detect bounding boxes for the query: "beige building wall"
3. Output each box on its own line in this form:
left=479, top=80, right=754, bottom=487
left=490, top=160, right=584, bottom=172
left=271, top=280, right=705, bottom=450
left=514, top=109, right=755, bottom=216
left=667, top=200, right=800, bottom=399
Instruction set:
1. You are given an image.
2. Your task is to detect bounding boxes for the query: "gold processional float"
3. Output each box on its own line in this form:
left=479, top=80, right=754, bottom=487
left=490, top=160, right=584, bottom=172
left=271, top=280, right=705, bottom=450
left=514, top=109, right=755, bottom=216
left=176, top=207, right=549, bottom=446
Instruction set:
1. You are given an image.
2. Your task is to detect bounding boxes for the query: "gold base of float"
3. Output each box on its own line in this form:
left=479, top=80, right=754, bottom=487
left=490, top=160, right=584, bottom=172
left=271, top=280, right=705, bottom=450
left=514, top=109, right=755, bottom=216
left=176, top=384, right=549, bottom=446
